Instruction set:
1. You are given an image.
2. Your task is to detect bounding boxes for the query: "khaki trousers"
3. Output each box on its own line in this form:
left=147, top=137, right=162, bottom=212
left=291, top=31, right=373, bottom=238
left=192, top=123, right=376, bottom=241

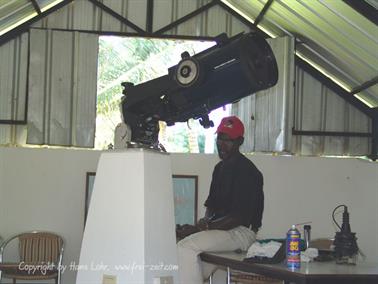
left=177, top=226, right=256, bottom=284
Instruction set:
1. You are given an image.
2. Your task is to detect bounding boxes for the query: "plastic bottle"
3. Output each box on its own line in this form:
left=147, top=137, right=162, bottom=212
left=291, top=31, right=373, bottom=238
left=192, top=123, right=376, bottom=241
left=286, top=225, right=301, bottom=269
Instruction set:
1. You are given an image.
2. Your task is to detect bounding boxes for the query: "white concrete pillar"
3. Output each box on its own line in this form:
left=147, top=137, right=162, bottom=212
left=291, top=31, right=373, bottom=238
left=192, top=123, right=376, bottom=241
left=76, top=149, right=178, bottom=284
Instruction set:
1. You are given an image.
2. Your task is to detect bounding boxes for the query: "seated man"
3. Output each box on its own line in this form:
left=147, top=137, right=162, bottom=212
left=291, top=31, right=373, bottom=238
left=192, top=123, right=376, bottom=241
left=176, top=116, right=264, bottom=284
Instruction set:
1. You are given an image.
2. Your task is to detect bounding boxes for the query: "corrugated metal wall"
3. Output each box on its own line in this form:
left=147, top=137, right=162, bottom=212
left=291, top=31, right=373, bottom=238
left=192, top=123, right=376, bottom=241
left=34, top=0, right=249, bottom=37
left=27, top=28, right=98, bottom=147
left=25, top=0, right=251, bottom=148
left=293, top=67, right=371, bottom=156
left=0, top=0, right=373, bottom=156
left=33, top=0, right=144, bottom=33
left=232, top=37, right=295, bottom=153
left=155, top=1, right=249, bottom=37
left=0, top=32, right=28, bottom=145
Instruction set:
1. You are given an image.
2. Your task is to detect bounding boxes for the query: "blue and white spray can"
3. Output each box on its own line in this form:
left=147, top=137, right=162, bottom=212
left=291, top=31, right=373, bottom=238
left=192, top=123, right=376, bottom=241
left=286, top=225, right=301, bottom=269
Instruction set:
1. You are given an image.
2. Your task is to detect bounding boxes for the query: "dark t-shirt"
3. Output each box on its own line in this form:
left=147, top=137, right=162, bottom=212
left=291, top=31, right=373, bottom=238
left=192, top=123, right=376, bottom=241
left=204, top=153, right=264, bottom=230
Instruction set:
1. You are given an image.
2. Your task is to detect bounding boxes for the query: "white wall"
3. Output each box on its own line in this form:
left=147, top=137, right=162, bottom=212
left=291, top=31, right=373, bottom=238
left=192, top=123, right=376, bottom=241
left=0, top=148, right=101, bottom=284
left=171, top=153, right=378, bottom=259
left=0, top=148, right=377, bottom=283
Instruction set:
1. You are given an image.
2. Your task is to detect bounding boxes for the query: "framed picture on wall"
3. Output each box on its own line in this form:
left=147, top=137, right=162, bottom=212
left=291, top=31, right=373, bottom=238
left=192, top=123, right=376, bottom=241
left=172, top=175, right=198, bottom=225
left=85, top=172, right=96, bottom=226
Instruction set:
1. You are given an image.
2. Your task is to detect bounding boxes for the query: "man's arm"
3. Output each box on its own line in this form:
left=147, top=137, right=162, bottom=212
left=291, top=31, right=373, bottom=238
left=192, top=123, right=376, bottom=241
left=202, top=215, right=242, bottom=231
left=176, top=213, right=242, bottom=240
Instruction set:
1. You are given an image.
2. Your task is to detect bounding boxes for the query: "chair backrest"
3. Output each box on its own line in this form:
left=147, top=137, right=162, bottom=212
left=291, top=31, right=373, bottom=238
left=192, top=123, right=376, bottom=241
left=18, top=232, right=63, bottom=264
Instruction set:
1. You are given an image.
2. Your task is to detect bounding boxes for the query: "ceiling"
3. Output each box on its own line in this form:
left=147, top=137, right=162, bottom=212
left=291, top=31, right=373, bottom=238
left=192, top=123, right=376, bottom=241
left=0, top=0, right=377, bottom=111
left=222, top=0, right=378, bottom=110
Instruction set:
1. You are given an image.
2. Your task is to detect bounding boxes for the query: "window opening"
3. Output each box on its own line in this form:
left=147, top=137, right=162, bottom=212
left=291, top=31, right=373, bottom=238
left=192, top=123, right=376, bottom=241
left=96, top=36, right=230, bottom=153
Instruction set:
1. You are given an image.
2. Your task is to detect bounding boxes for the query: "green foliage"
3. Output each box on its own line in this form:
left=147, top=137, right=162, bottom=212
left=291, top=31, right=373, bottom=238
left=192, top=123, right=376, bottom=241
left=95, top=36, right=218, bottom=151
left=198, top=134, right=206, bottom=153
left=166, top=126, right=190, bottom=153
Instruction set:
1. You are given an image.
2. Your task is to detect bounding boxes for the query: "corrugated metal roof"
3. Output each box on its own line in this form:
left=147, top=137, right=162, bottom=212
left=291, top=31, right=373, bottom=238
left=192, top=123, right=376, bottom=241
left=0, top=0, right=36, bottom=36
left=222, top=0, right=378, bottom=108
left=0, top=1, right=68, bottom=36
left=0, top=0, right=377, bottom=108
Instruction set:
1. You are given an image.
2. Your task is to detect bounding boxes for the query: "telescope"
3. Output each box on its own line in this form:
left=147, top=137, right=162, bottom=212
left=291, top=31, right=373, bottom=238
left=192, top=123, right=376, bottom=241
left=120, top=32, right=279, bottom=148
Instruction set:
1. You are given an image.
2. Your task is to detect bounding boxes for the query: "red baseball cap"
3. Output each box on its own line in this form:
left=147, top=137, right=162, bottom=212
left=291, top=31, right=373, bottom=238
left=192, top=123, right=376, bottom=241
left=216, top=116, right=244, bottom=139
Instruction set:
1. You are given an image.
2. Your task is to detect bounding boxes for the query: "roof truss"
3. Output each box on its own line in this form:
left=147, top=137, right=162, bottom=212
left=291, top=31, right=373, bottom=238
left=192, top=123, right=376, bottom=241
left=0, top=0, right=376, bottom=158
left=0, top=0, right=374, bottom=116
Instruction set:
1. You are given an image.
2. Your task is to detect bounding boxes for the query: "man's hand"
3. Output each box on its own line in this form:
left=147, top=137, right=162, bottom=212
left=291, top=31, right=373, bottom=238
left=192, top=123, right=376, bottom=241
left=176, top=224, right=200, bottom=240
left=196, top=217, right=209, bottom=231
left=176, top=215, right=242, bottom=241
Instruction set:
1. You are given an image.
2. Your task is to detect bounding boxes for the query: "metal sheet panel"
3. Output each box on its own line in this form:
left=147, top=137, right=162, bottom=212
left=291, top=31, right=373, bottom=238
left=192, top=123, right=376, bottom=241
left=357, top=85, right=378, bottom=108
left=232, top=36, right=295, bottom=153
left=73, top=32, right=99, bottom=146
left=27, top=29, right=98, bottom=147
left=153, top=0, right=175, bottom=32
left=222, top=0, right=267, bottom=21
left=293, top=67, right=371, bottom=156
left=264, top=0, right=377, bottom=74
left=161, top=4, right=250, bottom=37
left=0, top=33, right=27, bottom=121
left=100, top=0, right=147, bottom=32
left=36, top=0, right=64, bottom=10
left=0, top=32, right=28, bottom=145
left=153, top=0, right=210, bottom=32
left=206, top=4, right=250, bottom=36
left=0, top=124, right=27, bottom=145
left=0, top=0, right=36, bottom=36
left=32, top=0, right=133, bottom=32
left=225, top=0, right=378, bottom=107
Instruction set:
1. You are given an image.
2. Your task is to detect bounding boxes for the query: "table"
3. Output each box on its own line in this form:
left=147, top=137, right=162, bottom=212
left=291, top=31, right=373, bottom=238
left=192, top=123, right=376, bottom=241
left=200, top=251, right=378, bottom=284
